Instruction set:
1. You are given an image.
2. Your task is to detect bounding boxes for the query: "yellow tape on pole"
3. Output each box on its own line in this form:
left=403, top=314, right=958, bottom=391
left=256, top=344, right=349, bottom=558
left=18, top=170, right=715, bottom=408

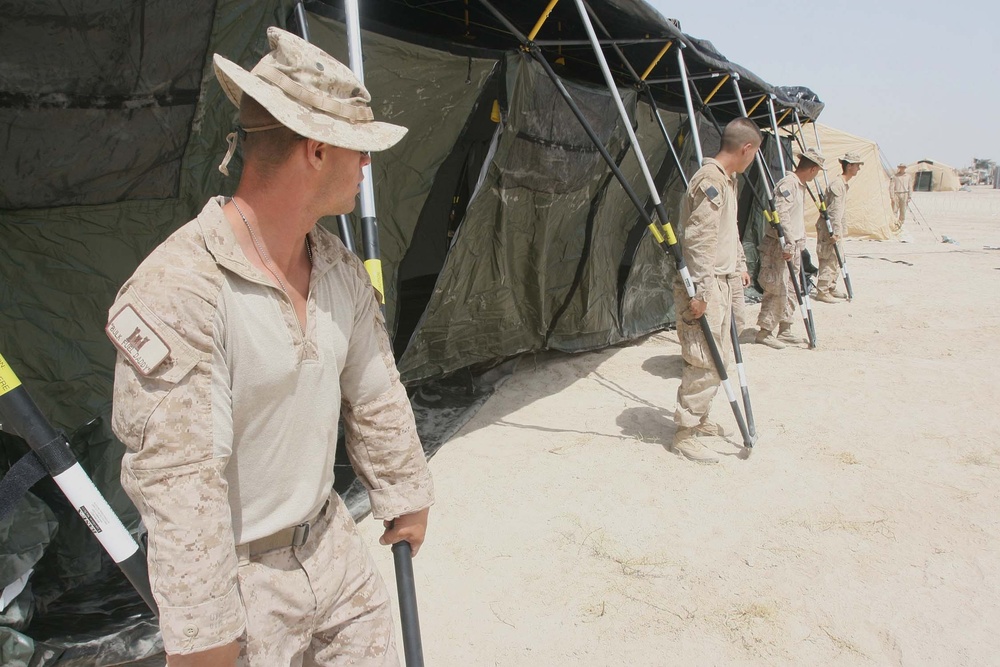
left=364, top=259, right=385, bottom=304
left=648, top=224, right=665, bottom=244
left=0, top=353, right=22, bottom=396
left=640, top=41, right=673, bottom=81
left=747, top=94, right=767, bottom=117
left=527, top=0, right=561, bottom=41
left=702, top=74, right=730, bottom=105
left=661, top=223, right=678, bottom=246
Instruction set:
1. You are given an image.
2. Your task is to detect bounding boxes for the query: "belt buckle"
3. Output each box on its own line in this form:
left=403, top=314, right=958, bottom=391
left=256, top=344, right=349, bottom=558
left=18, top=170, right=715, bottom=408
left=291, top=522, right=310, bottom=547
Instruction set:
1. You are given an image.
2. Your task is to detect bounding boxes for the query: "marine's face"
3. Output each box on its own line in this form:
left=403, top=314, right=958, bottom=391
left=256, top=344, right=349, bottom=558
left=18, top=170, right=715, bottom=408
left=321, top=146, right=372, bottom=216
left=737, top=141, right=762, bottom=173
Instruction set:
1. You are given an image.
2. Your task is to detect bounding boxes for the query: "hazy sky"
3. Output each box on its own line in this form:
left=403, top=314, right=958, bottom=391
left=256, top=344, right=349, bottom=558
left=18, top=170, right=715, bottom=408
left=647, top=0, right=999, bottom=169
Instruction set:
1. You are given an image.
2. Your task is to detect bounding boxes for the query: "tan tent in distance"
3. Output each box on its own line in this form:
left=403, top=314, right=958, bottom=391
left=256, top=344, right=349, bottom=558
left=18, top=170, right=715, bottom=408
left=906, top=159, right=961, bottom=192
left=786, top=123, right=897, bottom=240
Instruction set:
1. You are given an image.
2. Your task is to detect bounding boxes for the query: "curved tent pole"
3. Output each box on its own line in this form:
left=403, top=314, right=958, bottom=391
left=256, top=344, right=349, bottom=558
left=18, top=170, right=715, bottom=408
left=767, top=96, right=788, bottom=178
left=571, top=0, right=754, bottom=450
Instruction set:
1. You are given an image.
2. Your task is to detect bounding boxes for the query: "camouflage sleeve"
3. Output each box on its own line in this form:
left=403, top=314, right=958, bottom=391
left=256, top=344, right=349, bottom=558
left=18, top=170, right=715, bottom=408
left=826, top=181, right=847, bottom=237
left=339, top=259, right=434, bottom=521
left=681, top=181, right=723, bottom=302
left=773, top=180, right=795, bottom=244
left=109, top=273, right=243, bottom=654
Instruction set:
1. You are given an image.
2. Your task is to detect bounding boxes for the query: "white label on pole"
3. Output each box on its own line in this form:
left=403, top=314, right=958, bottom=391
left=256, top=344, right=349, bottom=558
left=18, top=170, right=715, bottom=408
left=679, top=266, right=695, bottom=297
left=721, top=380, right=738, bottom=403
left=737, top=362, right=748, bottom=387
left=53, top=464, right=139, bottom=563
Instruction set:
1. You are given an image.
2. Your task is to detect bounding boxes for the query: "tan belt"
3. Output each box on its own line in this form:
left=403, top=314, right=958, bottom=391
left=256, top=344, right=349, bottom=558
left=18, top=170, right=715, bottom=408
left=244, top=497, right=331, bottom=557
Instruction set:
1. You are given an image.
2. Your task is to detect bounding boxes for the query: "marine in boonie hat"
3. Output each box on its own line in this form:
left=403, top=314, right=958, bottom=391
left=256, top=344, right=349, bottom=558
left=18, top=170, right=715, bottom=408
left=213, top=26, right=406, bottom=174
left=797, top=147, right=826, bottom=168
left=840, top=152, right=864, bottom=165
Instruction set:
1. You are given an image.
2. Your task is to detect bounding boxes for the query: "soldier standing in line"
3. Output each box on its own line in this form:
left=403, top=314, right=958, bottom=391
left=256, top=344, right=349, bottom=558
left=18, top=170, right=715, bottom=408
left=814, top=152, right=863, bottom=303
left=754, top=148, right=824, bottom=349
left=671, top=118, right=762, bottom=463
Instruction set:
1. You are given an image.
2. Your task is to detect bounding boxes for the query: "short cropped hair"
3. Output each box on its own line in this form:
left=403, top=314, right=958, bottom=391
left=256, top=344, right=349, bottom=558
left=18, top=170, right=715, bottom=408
left=239, top=95, right=304, bottom=172
left=720, top=117, right=763, bottom=152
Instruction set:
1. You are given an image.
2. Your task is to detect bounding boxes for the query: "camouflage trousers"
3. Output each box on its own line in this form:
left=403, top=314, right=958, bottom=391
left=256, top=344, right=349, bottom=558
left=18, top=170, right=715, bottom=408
left=894, top=193, right=908, bottom=223
left=815, top=240, right=841, bottom=293
left=757, top=236, right=804, bottom=332
left=728, top=273, right=748, bottom=334
left=235, top=495, right=398, bottom=666
left=673, top=276, right=734, bottom=429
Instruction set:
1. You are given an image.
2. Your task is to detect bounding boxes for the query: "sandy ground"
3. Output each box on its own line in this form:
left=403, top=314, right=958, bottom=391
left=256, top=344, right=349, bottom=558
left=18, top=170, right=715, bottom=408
left=358, top=187, right=1000, bottom=666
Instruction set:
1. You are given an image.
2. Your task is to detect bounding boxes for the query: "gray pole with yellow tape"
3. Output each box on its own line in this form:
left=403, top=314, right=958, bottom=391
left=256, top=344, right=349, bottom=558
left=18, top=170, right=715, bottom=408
left=568, top=0, right=755, bottom=451
left=344, top=0, right=386, bottom=306
left=343, top=3, right=422, bottom=665
left=0, top=353, right=157, bottom=616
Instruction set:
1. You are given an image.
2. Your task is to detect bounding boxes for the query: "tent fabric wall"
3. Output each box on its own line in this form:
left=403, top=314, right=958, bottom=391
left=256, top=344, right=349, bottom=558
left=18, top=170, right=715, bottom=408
left=786, top=123, right=897, bottom=241
left=906, top=160, right=961, bottom=192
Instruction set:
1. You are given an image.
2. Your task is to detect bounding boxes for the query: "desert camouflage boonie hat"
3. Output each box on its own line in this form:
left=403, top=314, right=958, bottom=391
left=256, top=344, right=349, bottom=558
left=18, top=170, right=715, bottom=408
left=798, top=147, right=826, bottom=168
left=213, top=27, right=406, bottom=155
left=840, top=152, right=864, bottom=165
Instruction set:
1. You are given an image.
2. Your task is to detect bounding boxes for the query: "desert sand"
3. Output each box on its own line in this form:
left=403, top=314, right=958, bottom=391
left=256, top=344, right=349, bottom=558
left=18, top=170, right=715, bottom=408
left=358, top=187, right=1000, bottom=666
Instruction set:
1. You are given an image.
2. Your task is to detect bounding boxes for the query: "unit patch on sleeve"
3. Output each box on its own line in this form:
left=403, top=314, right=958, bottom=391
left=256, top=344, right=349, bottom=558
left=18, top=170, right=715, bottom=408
left=106, top=304, right=170, bottom=376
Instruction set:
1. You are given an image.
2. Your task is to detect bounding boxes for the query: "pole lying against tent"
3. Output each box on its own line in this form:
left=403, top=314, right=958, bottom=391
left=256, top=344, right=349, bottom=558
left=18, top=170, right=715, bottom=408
left=731, top=76, right=815, bottom=348
left=569, top=0, right=754, bottom=450
left=0, top=353, right=158, bottom=616
left=344, top=0, right=386, bottom=303
left=791, top=112, right=854, bottom=300
left=293, top=1, right=357, bottom=254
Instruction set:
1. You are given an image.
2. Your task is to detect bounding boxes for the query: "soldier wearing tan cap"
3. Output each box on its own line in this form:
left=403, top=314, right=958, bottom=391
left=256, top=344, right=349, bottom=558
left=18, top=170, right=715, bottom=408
left=670, top=118, right=762, bottom=463
left=891, top=163, right=911, bottom=227
left=814, top=152, right=863, bottom=302
left=105, top=28, right=432, bottom=666
left=755, top=148, right=824, bottom=349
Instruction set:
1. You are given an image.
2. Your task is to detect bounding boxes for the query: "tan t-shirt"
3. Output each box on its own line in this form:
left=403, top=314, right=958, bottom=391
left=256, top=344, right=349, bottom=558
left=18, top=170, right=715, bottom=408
left=678, top=158, right=741, bottom=301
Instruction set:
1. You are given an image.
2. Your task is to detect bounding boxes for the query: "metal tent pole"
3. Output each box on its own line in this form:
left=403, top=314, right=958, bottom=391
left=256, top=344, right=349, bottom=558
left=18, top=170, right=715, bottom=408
left=676, top=44, right=704, bottom=166
left=571, top=0, right=753, bottom=450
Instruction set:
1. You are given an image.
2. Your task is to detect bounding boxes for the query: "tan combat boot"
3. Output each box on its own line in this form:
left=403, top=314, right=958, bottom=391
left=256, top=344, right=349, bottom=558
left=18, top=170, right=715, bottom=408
left=828, top=287, right=848, bottom=299
left=777, top=323, right=808, bottom=344
left=755, top=328, right=786, bottom=349
left=694, top=419, right=730, bottom=438
left=813, top=290, right=839, bottom=304
left=671, top=428, right=720, bottom=463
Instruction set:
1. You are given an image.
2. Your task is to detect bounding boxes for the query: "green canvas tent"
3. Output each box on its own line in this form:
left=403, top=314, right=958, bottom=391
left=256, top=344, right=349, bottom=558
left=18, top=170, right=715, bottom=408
left=0, top=1, right=821, bottom=662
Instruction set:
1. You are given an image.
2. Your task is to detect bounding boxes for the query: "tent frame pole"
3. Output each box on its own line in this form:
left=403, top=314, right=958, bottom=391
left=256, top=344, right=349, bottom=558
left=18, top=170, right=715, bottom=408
left=640, top=41, right=673, bottom=80
left=676, top=44, right=704, bottom=165
left=294, top=1, right=357, bottom=254
left=767, top=96, right=787, bottom=177
left=528, top=0, right=561, bottom=40
left=571, top=0, right=754, bottom=450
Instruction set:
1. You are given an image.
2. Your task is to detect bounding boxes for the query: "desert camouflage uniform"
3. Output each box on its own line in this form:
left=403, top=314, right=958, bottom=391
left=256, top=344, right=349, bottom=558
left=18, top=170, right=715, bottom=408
left=107, top=198, right=433, bottom=663
left=757, top=173, right=806, bottom=332
left=673, top=158, right=740, bottom=429
left=891, top=172, right=911, bottom=224
left=728, top=243, right=749, bottom=335
left=815, top=176, right=849, bottom=293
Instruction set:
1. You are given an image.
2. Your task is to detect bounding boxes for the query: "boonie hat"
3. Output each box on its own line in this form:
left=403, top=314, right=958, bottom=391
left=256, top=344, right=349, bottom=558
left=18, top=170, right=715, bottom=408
left=213, top=27, right=406, bottom=164
left=840, top=152, right=864, bottom=165
left=798, top=147, right=826, bottom=168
